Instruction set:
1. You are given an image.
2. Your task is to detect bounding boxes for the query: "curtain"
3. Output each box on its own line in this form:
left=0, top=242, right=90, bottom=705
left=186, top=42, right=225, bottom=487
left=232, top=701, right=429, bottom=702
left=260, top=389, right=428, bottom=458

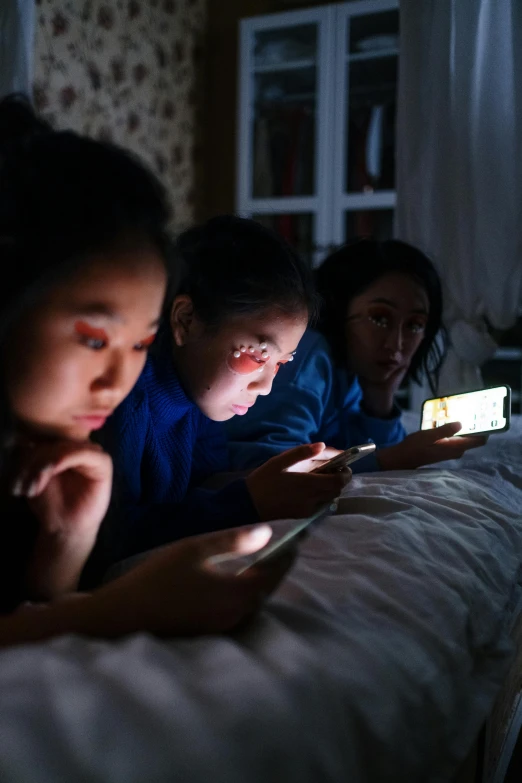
left=396, top=0, right=522, bottom=395
left=0, top=0, right=34, bottom=98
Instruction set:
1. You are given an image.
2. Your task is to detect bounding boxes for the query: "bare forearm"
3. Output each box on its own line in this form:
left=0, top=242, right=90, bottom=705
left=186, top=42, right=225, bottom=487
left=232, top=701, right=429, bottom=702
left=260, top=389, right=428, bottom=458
left=26, top=531, right=97, bottom=601
left=0, top=591, right=136, bottom=648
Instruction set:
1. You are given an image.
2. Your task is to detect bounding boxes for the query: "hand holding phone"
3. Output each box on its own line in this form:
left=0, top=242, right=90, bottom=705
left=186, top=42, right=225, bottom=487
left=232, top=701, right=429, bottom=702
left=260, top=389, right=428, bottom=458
left=311, top=443, right=376, bottom=474
left=377, top=421, right=486, bottom=471
left=207, top=500, right=339, bottom=576
left=245, top=443, right=349, bottom=522
left=421, top=385, right=511, bottom=437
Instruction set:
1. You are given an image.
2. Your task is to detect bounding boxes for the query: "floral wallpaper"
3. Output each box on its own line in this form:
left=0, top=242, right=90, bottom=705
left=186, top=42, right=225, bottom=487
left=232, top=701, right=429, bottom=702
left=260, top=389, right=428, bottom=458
left=33, top=0, right=206, bottom=231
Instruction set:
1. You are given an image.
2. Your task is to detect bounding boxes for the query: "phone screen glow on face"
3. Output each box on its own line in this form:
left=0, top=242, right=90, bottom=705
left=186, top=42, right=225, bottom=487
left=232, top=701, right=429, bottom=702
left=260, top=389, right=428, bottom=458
left=422, top=388, right=507, bottom=435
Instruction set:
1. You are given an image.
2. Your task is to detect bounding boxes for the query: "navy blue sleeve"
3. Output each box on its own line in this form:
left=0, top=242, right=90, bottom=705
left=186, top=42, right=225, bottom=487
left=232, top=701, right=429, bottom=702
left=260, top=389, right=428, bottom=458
left=341, top=377, right=406, bottom=446
left=338, top=379, right=406, bottom=473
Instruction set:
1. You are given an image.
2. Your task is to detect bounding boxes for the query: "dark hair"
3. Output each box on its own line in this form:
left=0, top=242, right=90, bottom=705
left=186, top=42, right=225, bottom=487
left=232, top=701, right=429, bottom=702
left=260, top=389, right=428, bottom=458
left=0, top=94, right=172, bottom=454
left=173, top=215, right=318, bottom=328
left=315, top=239, right=447, bottom=393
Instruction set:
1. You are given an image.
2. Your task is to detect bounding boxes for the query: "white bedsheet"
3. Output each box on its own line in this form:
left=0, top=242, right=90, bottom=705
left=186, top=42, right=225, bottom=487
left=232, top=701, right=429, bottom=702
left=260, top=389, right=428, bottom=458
left=0, top=426, right=522, bottom=782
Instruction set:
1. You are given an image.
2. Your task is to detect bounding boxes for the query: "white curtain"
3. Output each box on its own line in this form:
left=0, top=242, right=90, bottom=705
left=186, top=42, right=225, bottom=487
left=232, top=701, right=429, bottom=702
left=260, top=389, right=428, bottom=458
left=0, top=0, right=34, bottom=98
left=396, top=0, right=522, bottom=396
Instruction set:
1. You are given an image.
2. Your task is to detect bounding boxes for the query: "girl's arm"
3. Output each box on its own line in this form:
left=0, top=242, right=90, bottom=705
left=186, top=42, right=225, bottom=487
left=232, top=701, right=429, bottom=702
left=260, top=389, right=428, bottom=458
left=340, top=377, right=406, bottom=459
left=0, top=525, right=292, bottom=647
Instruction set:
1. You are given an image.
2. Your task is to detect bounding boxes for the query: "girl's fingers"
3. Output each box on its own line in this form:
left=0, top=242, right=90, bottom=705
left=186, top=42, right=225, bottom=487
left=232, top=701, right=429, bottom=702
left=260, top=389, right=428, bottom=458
left=201, top=524, right=273, bottom=566
left=233, top=525, right=273, bottom=555
left=434, top=436, right=486, bottom=457
left=431, top=421, right=463, bottom=440
left=11, top=462, right=52, bottom=497
left=311, top=447, right=344, bottom=463
left=308, top=471, right=350, bottom=492
left=10, top=441, right=111, bottom=497
left=26, top=465, right=55, bottom=497
left=339, top=467, right=352, bottom=485
left=275, top=442, right=325, bottom=471
left=456, top=436, right=487, bottom=449
left=40, top=449, right=112, bottom=483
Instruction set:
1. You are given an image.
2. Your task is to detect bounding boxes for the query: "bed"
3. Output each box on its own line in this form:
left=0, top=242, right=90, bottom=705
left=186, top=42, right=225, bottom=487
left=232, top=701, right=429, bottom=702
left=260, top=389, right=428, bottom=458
left=0, top=417, right=522, bottom=782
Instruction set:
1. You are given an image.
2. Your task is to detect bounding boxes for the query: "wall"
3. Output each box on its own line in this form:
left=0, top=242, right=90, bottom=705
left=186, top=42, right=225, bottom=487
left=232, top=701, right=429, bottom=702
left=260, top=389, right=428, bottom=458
left=33, top=0, right=206, bottom=232
left=203, top=0, right=331, bottom=218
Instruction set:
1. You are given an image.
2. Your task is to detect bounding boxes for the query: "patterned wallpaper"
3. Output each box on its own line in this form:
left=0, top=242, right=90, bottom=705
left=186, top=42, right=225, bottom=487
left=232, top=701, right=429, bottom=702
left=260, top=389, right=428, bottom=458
left=33, top=0, right=206, bottom=231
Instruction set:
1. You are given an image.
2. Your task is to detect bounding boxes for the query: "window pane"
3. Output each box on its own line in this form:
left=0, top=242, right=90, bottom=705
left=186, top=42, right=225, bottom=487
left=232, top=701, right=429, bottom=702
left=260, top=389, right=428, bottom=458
left=346, top=57, right=397, bottom=193
left=253, top=66, right=316, bottom=197
left=348, top=10, right=399, bottom=55
left=254, top=24, right=317, bottom=68
left=345, top=10, right=399, bottom=193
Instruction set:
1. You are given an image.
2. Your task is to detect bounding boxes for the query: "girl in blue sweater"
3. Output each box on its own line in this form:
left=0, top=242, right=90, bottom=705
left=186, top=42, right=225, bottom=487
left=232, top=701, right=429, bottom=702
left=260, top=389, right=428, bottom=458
left=227, top=240, right=484, bottom=471
left=102, top=217, right=348, bottom=567
left=0, top=96, right=288, bottom=643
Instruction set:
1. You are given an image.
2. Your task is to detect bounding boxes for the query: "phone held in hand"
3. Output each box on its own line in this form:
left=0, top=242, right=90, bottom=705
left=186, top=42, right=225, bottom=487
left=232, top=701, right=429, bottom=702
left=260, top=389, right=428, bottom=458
left=235, top=500, right=339, bottom=575
left=420, top=385, right=511, bottom=437
left=311, top=442, right=377, bottom=474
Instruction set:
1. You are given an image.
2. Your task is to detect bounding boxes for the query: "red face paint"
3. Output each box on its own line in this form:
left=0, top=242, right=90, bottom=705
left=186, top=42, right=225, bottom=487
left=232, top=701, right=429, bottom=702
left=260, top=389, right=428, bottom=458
left=74, top=321, right=109, bottom=347
left=137, top=333, right=156, bottom=349
left=227, top=346, right=297, bottom=377
left=227, top=347, right=268, bottom=376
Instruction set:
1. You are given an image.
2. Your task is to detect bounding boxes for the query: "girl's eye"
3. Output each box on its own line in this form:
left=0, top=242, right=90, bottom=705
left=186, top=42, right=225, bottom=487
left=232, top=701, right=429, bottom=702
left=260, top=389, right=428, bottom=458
left=408, top=321, right=426, bottom=334
left=227, top=348, right=269, bottom=375
left=75, top=321, right=108, bottom=351
left=242, top=353, right=266, bottom=369
left=368, top=313, right=390, bottom=328
left=134, top=334, right=156, bottom=351
left=82, top=337, right=106, bottom=350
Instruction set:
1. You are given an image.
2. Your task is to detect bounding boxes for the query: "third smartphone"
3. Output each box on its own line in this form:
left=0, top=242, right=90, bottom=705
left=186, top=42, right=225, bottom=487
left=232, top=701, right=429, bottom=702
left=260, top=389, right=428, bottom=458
left=420, top=385, right=511, bottom=436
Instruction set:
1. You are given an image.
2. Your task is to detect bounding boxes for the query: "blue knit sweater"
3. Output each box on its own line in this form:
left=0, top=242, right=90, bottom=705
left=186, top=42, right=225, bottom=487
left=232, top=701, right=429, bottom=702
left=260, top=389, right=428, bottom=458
left=103, top=347, right=259, bottom=564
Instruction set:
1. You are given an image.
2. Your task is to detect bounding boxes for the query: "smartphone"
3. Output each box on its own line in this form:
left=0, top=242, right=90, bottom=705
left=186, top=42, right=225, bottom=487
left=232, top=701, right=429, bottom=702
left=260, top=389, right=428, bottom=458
left=234, top=500, right=339, bottom=575
left=311, top=442, right=377, bottom=474
left=420, top=385, right=511, bottom=436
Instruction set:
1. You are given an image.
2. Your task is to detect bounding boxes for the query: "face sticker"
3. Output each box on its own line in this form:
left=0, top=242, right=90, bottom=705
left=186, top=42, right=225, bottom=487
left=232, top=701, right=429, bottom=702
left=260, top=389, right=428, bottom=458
left=226, top=343, right=271, bottom=376
left=226, top=340, right=296, bottom=378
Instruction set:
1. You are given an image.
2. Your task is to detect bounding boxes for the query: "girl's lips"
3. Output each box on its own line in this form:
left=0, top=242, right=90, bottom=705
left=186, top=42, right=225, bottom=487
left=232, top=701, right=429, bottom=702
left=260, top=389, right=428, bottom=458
left=231, top=401, right=256, bottom=416
left=377, top=361, right=403, bottom=371
left=73, top=414, right=110, bottom=430
left=377, top=357, right=402, bottom=366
